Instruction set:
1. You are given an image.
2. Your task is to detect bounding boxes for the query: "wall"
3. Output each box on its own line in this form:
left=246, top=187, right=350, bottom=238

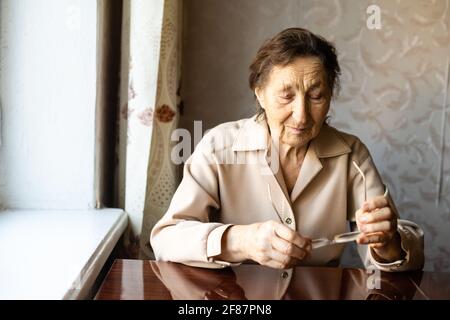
left=181, top=0, right=450, bottom=271
left=0, top=0, right=98, bottom=209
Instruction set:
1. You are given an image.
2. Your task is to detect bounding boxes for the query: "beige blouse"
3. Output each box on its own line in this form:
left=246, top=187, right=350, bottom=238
left=151, top=116, right=424, bottom=271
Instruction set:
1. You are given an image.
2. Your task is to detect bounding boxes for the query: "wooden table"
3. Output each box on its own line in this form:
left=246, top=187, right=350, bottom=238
left=95, top=259, right=450, bottom=300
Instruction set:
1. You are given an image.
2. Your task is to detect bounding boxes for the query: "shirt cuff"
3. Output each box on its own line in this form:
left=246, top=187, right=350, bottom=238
left=367, top=229, right=409, bottom=271
left=206, top=224, right=233, bottom=257
left=206, top=224, right=241, bottom=267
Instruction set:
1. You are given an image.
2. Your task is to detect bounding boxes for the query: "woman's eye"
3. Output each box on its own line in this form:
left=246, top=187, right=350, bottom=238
left=279, top=94, right=293, bottom=100
left=309, top=94, right=323, bottom=101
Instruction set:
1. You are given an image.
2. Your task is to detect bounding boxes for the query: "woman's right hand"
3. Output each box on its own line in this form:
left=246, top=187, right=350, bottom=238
left=219, top=220, right=312, bottom=269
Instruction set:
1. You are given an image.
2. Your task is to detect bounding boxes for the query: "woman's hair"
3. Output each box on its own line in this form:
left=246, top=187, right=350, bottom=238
left=249, top=28, right=341, bottom=119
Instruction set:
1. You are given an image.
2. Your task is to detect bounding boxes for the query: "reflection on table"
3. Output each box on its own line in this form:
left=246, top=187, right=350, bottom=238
left=95, top=259, right=450, bottom=300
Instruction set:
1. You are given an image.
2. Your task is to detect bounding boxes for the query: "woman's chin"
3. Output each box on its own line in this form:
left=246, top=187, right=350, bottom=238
left=281, top=134, right=311, bottom=148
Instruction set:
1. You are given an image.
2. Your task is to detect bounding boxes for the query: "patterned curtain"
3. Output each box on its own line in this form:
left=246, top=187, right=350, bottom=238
left=116, top=0, right=182, bottom=258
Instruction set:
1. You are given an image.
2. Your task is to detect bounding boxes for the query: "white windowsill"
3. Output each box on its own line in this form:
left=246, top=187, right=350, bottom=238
left=0, top=208, right=128, bottom=300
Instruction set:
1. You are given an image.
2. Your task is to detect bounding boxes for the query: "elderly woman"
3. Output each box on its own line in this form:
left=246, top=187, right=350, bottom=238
left=151, top=28, right=424, bottom=271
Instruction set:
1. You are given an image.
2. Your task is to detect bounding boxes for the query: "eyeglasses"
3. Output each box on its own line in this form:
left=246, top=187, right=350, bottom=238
left=311, top=161, right=388, bottom=249
left=267, top=161, right=388, bottom=250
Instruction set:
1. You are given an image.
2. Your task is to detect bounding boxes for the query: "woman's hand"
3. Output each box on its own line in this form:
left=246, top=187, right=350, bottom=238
left=356, top=196, right=405, bottom=262
left=219, top=220, right=311, bottom=269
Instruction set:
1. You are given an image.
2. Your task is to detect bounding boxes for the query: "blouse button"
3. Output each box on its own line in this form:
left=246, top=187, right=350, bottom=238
left=281, top=271, right=289, bottom=279
left=285, top=218, right=292, bottom=225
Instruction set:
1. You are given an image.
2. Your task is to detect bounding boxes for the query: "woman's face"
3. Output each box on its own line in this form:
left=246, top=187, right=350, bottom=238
left=255, top=56, right=331, bottom=149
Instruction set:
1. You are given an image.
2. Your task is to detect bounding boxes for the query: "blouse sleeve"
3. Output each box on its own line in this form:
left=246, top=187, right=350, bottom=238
left=150, top=131, right=239, bottom=269
left=347, top=139, right=425, bottom=272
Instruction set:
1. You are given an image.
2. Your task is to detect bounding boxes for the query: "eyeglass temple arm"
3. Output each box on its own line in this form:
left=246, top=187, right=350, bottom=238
left=352, top=161, right=367, bottom=202
left=352, top=160, right=389, bottom=201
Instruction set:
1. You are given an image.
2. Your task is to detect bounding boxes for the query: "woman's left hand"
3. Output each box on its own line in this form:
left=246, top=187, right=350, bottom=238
left=355, top=196, right=405, bottom=262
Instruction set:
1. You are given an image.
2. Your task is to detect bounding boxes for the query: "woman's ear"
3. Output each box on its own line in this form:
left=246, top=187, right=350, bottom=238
left=254, top=88, right=265, bottom=110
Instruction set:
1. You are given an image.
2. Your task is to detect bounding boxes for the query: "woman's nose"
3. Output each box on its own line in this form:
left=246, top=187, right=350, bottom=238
left=292, top=97, right=309, bottom=124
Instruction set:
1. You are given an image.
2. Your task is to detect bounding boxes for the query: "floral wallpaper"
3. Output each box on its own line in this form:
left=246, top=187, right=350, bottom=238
left=181, top=0, right=450, bottom=271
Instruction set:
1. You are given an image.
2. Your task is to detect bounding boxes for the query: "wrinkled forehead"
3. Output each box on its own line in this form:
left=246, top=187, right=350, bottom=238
left=266, top=56, right=328, bottom=91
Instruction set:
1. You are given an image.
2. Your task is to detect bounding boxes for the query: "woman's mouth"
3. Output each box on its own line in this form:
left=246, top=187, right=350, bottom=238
left=286, top=126, right=311, bottom=134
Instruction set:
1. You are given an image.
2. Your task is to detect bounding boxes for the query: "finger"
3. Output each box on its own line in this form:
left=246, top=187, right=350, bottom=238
left=266, top=242, right=301, bottom=269
left=362, top=196, right=388, bottom=212
left=271, top=236, right=308, bottom=260
left=265, top=253, right=298, bottom=269
left=369, top=242, right=387, bottom=249
left=358, top=207, right=394, bottom=224
left=359, top=220, right=394, bottom=234
left=274, top=223, right=311, bottom=250
left=357, top=232, right=388, bottom=245
left=268, top=248, right=296, bottom=265
left=355, top=208, right=364, bottom=222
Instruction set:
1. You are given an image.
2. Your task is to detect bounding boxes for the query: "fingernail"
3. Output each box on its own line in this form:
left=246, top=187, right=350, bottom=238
left=359, top=215, right=368, bottom=223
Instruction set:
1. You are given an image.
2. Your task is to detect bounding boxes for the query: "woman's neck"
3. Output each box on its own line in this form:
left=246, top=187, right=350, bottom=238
left=279, top=141, right=308, bottom=164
